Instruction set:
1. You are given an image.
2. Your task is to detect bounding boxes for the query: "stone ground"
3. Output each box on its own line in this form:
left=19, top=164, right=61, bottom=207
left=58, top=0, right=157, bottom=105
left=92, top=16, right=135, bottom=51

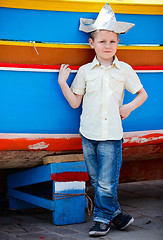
left=0, top=180, right=163, bottom=240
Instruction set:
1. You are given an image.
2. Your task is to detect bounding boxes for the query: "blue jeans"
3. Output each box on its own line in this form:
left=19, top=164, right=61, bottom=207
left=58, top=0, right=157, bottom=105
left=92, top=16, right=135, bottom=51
left=82, top=135, right=122, bottom=224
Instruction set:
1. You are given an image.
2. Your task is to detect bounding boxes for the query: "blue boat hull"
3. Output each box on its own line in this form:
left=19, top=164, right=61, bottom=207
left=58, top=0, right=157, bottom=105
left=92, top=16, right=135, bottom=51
left=0, top=7, right=163, bottom=45
left=0, top=69, right=162, bottom=133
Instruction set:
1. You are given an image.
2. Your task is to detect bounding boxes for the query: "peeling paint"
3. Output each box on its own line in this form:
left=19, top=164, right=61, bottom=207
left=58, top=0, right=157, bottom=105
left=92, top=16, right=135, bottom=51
left=123, top=135, right=163, bottom=144
left=28, top=141, right=49, bottom=150
left=0, top=130, right=162, bottom=151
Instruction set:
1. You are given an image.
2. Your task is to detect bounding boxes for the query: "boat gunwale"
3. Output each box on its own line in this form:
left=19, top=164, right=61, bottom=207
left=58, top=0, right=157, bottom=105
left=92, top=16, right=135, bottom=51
left=0, top=130, right=162, bottom=151
left=0, top=0, right=163, bottom=15
left=0, top=41, right=163, bottom=50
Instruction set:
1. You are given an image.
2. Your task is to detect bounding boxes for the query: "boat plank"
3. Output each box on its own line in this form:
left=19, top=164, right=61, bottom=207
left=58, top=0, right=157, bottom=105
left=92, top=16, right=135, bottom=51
left=0, top=44, right=163, bottom=66
left=43, top=154, right=84, bottom=165
left=0, top=8, right=162, bottom=44
left=0, top=130, right=162, bottom=169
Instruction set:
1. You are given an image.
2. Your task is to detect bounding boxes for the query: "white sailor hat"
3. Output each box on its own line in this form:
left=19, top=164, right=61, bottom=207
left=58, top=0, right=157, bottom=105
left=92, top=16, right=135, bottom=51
left=79, top=3, right=135, bottom=34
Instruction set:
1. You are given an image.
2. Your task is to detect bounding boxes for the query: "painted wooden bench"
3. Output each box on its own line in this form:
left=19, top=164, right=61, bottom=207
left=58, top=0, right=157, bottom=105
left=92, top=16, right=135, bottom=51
left=7, top=158, right=89, bottom=225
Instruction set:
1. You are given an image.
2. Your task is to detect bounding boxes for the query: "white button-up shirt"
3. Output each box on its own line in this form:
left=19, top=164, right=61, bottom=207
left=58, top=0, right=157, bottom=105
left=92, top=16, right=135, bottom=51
left=71, top=56, right=143, bottom=140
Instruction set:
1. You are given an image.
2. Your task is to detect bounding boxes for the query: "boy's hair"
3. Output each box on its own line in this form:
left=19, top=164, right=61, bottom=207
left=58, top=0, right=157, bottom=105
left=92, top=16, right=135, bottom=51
left=90, top=30, right=99, bottom=40
left=90, top=30, right=119, bottom=41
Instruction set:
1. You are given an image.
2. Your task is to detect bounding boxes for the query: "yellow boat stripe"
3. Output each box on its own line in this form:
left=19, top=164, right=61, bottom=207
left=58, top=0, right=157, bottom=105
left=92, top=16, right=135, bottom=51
left=0, top=41, right=163, bottom=50
left=0, top=41, right=90, bottom=49
left=0, top=0, right=163, bottom=15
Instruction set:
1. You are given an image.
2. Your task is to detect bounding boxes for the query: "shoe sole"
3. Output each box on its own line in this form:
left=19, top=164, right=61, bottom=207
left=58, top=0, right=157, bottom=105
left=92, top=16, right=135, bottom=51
left=89, top=228, right=110, bottom=237
left=120, top=217, right=134, bottom=230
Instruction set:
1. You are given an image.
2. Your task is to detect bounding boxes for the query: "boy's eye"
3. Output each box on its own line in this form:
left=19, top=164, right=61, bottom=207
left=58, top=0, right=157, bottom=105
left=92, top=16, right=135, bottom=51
left=111, top=40, right=116, bottom=43
left=99, top=40, right=105, bottom=43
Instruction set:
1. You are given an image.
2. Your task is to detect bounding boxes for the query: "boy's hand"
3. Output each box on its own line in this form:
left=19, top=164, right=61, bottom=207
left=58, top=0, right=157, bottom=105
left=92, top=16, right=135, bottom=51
left=58, top=64, right=71, bottom=86
left=58, top=64, right=83, bottom=108
left=119, top=88, right=148, bottom=120
left=119, top=104, right=132, bottom=120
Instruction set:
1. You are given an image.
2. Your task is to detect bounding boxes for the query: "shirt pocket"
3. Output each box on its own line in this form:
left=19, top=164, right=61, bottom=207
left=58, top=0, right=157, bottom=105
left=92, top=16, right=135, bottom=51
left=111, top=72, right=125, bottom=93
left=85, top=75, right=98, bottom=93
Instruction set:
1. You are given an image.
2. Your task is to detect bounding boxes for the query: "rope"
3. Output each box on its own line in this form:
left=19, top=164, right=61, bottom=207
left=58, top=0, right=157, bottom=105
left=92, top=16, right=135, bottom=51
left=52, top=189, right=93, bottom=216
left=30, top=41, right=39, bottom=55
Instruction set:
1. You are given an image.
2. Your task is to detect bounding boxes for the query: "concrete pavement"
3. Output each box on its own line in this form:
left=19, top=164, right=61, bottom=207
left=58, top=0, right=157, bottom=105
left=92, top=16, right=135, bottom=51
left=0, top=180, right=163, bottom=240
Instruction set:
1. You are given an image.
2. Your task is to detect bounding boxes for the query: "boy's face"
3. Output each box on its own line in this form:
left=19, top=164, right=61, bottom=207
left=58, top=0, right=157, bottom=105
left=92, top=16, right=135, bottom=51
left=89, top=30, right=119, bottom=65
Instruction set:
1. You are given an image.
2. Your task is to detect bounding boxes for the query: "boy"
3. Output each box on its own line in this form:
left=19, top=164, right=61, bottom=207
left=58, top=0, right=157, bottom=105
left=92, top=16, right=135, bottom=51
left=58, top=3, right=147, bottom=237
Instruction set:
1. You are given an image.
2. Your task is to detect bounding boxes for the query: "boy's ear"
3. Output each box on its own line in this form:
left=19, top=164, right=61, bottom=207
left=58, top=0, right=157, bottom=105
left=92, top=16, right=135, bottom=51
left=89, top=38, right=94, bottom=49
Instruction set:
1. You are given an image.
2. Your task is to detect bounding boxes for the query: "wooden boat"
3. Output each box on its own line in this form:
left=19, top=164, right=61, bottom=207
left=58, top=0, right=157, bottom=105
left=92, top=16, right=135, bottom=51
left=0, top=0, right=163, bottom=183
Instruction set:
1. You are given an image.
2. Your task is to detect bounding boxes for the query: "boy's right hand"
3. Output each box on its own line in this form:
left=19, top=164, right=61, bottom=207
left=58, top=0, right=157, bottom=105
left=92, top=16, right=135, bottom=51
left=58, top=64, right=83, bottom=108
left=58, top=64, right=71, bottom=86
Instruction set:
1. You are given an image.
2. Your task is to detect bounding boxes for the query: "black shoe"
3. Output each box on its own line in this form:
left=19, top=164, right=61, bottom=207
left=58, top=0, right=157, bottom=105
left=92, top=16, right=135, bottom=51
left=89, top=221, right=111, bottom=237
left=112, top=212, right=134, bottom=230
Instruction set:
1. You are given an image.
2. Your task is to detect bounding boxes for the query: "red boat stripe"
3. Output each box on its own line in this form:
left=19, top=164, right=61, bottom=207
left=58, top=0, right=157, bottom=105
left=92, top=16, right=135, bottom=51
left=0, top=63, right=79, bottom=70
left=0, top=63, right=163, bottom=71
left=0, top=131, right=162, bottom=151
left=51, top=171, right=89, bottom=182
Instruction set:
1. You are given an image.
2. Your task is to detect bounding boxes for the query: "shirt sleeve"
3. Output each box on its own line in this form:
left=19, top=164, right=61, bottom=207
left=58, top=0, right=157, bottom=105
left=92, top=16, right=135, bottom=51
left=70, top=66, right=86, bottom=95
left=123, top=63, right=143, bottom=94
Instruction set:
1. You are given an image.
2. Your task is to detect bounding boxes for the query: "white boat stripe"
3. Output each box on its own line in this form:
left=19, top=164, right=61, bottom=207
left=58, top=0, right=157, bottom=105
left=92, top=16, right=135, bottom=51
left=0, top=130, right=163, bottom=140
left=0, top=67, right=163, bottom=73
left=0, top=67, right=77, bottom=73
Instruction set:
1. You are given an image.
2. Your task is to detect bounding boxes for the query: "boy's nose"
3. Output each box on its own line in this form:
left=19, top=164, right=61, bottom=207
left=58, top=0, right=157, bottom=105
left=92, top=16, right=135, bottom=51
left=105, top=43, right=111, bottom=48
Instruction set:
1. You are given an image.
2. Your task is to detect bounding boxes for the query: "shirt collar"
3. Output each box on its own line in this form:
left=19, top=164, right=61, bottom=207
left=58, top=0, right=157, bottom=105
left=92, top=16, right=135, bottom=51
left=90, top=56, right=121, bottom=70
left=113, top=56, right=121, bottom=69
left=90, top=57, right=100, bottom=69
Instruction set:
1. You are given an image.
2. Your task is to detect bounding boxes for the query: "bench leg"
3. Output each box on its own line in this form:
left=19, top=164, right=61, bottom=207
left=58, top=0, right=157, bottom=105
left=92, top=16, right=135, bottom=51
left=52, top=181, right=86, bottom=225
left=9, top=197, right=37, bottom=210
